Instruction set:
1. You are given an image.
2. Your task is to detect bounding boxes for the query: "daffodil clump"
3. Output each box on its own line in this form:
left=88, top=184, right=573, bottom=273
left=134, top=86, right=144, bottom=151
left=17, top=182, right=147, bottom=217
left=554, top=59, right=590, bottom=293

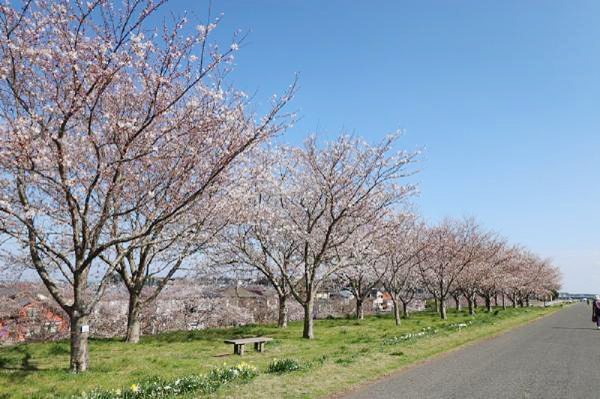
left=267, top=358, right=305, bottom=373
left=71, top=362, right=258, bottom=399
left=208, top=361, right=259, bottom=383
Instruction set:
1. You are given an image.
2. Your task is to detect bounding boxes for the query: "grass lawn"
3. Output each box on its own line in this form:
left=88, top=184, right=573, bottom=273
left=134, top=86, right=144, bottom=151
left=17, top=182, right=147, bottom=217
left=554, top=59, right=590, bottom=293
left=0, top=305, right=562, bottom=399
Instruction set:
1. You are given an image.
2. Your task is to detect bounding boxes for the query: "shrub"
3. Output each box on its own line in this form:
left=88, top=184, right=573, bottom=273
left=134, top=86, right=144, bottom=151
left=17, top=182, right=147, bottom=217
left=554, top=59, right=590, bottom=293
left=267, top=358, right=304, bottom=373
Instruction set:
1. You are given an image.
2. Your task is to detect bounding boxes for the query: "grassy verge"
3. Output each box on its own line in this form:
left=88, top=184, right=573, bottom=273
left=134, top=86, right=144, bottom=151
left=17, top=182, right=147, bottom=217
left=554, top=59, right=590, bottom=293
left=0, top=305, right=562, bottom=399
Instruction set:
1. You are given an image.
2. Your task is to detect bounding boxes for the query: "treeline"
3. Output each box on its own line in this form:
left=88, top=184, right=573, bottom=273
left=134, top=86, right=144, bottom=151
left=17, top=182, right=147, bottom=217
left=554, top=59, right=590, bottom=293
left=0, top=0, right=559, bottom=373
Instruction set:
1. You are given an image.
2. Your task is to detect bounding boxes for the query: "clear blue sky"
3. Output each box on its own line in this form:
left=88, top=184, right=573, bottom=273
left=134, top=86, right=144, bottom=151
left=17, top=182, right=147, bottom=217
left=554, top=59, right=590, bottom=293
left=169, top=0, right=600, bottom=293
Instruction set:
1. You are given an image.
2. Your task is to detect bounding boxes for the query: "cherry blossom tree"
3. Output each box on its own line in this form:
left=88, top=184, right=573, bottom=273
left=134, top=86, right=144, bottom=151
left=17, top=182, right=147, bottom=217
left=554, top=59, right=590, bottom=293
left=101, top=192, right=233, bottom=343
left=337, top=225, right=386, bottom=320
left=377, top=214, right=426, bottom=325
left=210, top=156, right=299, bottom=328
left=454, top=227, right=499, bottom=315
left=419, top=218, right=485, bottom=320
left=0, top=0, right=292, bottom=371
left=266, top=134, right=418, bottom=338
left=515, top=253, right=560, bottom=307
left=476, top=239, right=514, bottom=312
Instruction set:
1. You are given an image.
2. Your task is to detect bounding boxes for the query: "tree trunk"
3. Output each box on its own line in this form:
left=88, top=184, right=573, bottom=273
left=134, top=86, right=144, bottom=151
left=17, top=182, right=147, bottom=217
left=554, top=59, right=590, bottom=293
left=277, top=294, right=288, bottom=328
left=502, top=293, right=506, bottom=310
left=69, top=313, right=89, bottom=373
left=434, top=298, right=438, bottom=313
left=356, top=298, right=364, bottom=320
left=393, top=300, right=401, bottom=325
left=126, top=292, right=142, bottom=343
left=453, top=295, right=461, bottom=311
left=468, top=295, right=475, bottom=316
left=302, top=300, right=314, bottom=339
left=402, top=301, right=409, bottom=318
left=473, top=297, right=478, bottom=309
left=439, top=297, right=447, bottom=320
left=485, top=296, right=492, bottom=312
left=512, top=294, right=517, bottom=308
left=526, top=297, right=530, bottom=307
left=494, top=294, right=498, bottom=307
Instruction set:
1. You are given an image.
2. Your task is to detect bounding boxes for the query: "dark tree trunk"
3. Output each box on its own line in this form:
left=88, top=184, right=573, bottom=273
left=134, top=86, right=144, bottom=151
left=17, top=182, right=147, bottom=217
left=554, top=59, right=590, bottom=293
left=440, top=297, right=447, bottom=320
left=402, top=301, right=409, bottom=318
left=393, top=299, right=402, bottom=325
left=126, top=291, right=142, bottom=343
left=468, top=295, right=475, bottom=316
left=69, top=313, right=89, bottom=373
left=356, top=298, right=364, bottom=320
left=526, top=297, right=530, bottom=307
left=302, top=300, right=314, bottom=339
left=277, top=294, right=288, bottom=328
left=485, top=296, right=492, bottom=312
left=494, top=294, right=498, bottom=307
left=453, top=295, right=461, bottom=311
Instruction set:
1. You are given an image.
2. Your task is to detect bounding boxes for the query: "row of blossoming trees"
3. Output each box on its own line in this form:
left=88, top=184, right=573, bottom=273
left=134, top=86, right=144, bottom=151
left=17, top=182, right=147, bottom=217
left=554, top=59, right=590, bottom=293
left=212, top=152, right=561, bottom=333
left=0, top=0, right=560, bottom=373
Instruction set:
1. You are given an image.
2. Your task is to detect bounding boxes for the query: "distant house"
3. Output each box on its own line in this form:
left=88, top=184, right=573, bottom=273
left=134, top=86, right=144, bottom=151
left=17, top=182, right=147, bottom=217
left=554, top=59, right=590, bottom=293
left=370, top=289, right=385, bottom=310
left=0, top=287, right=68, bottom=343
left=332, top=289, right=354, bottom=304
left=368, top=289, right=424, bottom=312
left=381, top=291, right=394, bottom=311
left=315, top=291, right=331, bottom=300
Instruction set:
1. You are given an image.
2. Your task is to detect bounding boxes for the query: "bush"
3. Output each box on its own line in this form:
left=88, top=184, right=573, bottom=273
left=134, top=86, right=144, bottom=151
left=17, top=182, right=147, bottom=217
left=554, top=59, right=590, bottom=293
left=267, top=358, right=304, bottom=373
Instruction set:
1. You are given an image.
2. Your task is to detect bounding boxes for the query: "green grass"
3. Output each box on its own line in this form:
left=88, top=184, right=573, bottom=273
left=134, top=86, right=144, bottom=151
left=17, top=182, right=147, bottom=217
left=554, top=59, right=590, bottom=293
left=0, top=305, right=561, bottom=399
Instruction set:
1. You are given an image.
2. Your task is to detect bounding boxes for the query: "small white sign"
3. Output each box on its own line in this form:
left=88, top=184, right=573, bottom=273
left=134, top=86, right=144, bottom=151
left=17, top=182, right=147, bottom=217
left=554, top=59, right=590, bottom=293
left=81, top=325, right=89, bottom=333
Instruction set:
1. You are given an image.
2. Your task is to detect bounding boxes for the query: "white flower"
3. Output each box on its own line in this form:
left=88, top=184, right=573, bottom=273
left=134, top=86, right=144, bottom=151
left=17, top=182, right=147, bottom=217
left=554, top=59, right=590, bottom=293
left=230, top=43, right=239, bottom=51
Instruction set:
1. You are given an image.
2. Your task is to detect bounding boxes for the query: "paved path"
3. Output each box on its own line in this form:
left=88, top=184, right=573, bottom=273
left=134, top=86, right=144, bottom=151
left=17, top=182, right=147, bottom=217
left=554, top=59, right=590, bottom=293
left=343, top=303, right=600, bottom=399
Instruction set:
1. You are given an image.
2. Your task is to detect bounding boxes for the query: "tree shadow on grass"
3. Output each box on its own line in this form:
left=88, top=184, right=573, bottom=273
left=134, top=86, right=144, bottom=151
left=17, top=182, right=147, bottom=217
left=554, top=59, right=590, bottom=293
left=0, top=347, right=39, bottom=371
left=0, top=349, right=55, bottom=385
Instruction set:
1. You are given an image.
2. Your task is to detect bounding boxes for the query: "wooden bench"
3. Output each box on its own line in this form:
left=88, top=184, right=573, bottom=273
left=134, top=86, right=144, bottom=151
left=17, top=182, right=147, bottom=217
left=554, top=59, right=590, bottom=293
left=224, top=337, right=273, bottom=355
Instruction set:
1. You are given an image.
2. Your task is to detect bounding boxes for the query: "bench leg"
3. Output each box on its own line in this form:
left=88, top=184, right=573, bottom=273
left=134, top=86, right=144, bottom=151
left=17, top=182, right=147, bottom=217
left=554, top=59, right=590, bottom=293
left=234, top=344, right=245, bottom=355
left=254, top=342, right=265, bottom=352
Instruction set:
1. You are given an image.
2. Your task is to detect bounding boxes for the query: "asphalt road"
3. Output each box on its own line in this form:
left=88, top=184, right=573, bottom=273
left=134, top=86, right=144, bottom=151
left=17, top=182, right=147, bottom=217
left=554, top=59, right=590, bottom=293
left=342, top=303, right=600, bottom=399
